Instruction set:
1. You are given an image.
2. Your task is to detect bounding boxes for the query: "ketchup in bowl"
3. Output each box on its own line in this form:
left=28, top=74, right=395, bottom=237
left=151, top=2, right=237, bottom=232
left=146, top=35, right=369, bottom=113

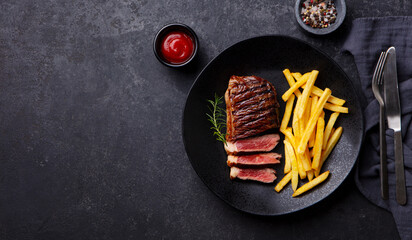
left=160, top=31, right=194, bottom=64
left=154, top=23, right=198, bottom=67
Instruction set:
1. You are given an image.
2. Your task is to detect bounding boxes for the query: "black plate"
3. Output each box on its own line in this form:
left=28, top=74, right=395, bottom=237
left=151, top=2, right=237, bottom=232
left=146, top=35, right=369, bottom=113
left=182, top=35, right=363, bottom=215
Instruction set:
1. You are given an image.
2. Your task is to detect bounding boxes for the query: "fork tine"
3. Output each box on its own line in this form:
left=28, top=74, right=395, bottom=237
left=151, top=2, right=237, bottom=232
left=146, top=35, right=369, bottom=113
left=373, top=52, right=385, bottom=84
left=377, top=51, right=388, bottom=85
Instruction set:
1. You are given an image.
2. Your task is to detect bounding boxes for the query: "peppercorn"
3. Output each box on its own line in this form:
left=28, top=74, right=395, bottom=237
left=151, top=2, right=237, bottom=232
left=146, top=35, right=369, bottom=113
left=300, top=0, right=337, bottom=29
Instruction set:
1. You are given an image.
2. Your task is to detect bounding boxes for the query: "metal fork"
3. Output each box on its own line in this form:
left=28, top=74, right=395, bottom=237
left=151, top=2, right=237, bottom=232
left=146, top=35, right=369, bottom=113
left=371, top=52, right=389, bottom=200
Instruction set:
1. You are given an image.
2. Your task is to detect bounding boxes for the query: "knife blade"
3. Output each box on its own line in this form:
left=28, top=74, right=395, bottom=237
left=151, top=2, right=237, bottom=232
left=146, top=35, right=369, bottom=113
left=383, top=46, right=407, bottom=205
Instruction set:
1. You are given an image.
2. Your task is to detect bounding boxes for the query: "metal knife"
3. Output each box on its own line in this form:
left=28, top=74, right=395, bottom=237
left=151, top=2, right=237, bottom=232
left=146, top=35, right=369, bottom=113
left=383, top=46, right=407, bottom=205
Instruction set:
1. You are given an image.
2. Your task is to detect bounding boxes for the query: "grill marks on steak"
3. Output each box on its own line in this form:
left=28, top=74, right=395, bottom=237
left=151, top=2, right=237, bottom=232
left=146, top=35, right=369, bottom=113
left=232, top=89, right=276, bottom=109
left=230, top=167, right=277, bottom=183
left=225, top=133, right=280, bottom=154
left=232, top=116, right=276, bottom=140
left=232, top=104, right=278, bottom=132
left=233, top=95, right=277, bottom=117
left=227, top=153, right=281, bottom=167
left=225, top=75, right=280, bottom=142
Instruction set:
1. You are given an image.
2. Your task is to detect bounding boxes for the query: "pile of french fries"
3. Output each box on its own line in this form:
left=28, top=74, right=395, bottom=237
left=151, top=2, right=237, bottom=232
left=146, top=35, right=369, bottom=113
left=274, top=69, right=348, bottom=197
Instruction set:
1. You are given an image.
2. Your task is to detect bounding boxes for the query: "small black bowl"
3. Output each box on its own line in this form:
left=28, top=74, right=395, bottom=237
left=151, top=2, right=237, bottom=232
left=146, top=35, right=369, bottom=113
left=153, top=23, right=199, bottom=68
left=295, top=0, right=346, bottom=35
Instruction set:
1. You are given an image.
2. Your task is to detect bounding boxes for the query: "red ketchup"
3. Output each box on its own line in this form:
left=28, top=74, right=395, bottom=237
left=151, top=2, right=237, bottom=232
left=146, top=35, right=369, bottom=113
left=160, top=31, right=194, bottom=64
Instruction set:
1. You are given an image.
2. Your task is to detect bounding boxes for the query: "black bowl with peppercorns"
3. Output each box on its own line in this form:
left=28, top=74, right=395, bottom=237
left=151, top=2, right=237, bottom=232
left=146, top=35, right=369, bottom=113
left=295, top=0, right=346, bottom=35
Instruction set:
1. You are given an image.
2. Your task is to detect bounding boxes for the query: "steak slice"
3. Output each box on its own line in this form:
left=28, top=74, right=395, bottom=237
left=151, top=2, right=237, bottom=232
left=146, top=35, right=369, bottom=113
left=227, top=153, right=281, bottom=167
left=230, top=167, right=277, bottom=183
left=224, top=133, right=280, bottom=154
left=225, top=75, right=280, bottom=142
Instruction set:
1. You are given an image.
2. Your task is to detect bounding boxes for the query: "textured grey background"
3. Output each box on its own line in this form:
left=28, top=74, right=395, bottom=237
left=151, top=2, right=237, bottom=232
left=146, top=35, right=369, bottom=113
left=0, top=0, right=410, bottom=239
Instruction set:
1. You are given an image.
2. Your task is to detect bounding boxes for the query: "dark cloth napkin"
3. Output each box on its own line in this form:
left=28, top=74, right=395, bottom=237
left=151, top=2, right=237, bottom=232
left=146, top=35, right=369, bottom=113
left=342, top=17, right=412, bottom=239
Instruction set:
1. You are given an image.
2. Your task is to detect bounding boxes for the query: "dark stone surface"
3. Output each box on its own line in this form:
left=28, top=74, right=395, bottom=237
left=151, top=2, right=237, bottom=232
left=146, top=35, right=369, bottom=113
left=0, top=0, right=409, bottom=239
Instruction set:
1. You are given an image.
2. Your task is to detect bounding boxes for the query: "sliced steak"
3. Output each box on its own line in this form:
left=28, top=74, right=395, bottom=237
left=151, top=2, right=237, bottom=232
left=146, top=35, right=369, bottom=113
left=224, top=133, right=280, bottom=154
left=230, top=167, right=277, bottom=183
left=225, top=75, right=280, bottom=142
left=227, top=153, right=281, bottom=167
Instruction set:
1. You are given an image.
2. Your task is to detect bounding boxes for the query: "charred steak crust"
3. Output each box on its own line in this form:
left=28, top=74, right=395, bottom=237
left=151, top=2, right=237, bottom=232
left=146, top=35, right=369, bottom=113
left=225, top=75, right=280, bottom=142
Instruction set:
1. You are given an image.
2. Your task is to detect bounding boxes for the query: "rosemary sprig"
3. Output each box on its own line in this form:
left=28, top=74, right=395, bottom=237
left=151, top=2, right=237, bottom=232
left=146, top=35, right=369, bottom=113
left=206, top=93, right=227, bottom=145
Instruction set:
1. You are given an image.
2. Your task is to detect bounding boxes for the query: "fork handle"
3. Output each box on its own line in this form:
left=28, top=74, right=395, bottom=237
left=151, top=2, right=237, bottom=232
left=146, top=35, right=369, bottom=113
left=379, top=105, right=388, bottom=200
left=394, top=130, right=407, bottom=205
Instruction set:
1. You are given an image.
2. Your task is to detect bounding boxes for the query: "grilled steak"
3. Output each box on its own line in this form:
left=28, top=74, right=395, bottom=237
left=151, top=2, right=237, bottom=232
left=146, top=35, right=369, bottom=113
left=225, top=75, right=280, bottom=142
left=227, top=153, right=281, bottom=167
left=230, top=167, right=277, bottom=183
left=224, top=133, right=280, bottom=154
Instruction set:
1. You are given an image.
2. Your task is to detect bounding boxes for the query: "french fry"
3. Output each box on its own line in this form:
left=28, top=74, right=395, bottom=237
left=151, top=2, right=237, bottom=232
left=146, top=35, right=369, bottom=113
left=307, top=170, right=314, bottom=181
left=292, top=98, right=301, bottom=137
left=312, top=116, right=325, bottom=170
left=310, top=96, right=319, bottom=117
left=296, top=70, right=319, bottom=119
left=292, top=171, right=330, bottom=197
left=315, top=127, right=343, bottom=176
left=302, top=98, right=312, bottom=147
left=293, top=119, right=300, bottom=139
left=283, top=69, right=302, bottom=97
left=323, top=112, right=340, bottom=150
left=305, top=146, right=312, bottom=168
left=281, top=127, right=296, bottom=147
left=298, top=147, right=312, bottom=172
left=284, top=143, right=291, bottom=173
left=290, top=121, right=306, bottom=180
left=281, top=73, right=310, bottom=101
left=284, top=140, right=298, bottom=191
left=274, top=171, right=292, bottom=192
left=301, top=84, right=346, bottom=106
left=291, top=72, right=302, bottom=80
left=280, top=94, right=295, bottom=131
left=299, top=115, right=305, bottom=140
left=301, top=72, right=311, bottom=80
left=330, top=128, right=336, bottom=140
left=293, top=72, right=311, bottom=82
left=297, top=88, right=332, bottom=155
left=309, top=132, right=316, bottom=148
left=303, top=97, right=312, bottom=128
left=297, top=154, right=307, bottom=179
left=298, top=95, right=310, bottom=137
left=308, top=96, right=318, bottom=147
left=324, top=103, right=348, bottom=113
left=310, top=148, right=314, bottom=158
